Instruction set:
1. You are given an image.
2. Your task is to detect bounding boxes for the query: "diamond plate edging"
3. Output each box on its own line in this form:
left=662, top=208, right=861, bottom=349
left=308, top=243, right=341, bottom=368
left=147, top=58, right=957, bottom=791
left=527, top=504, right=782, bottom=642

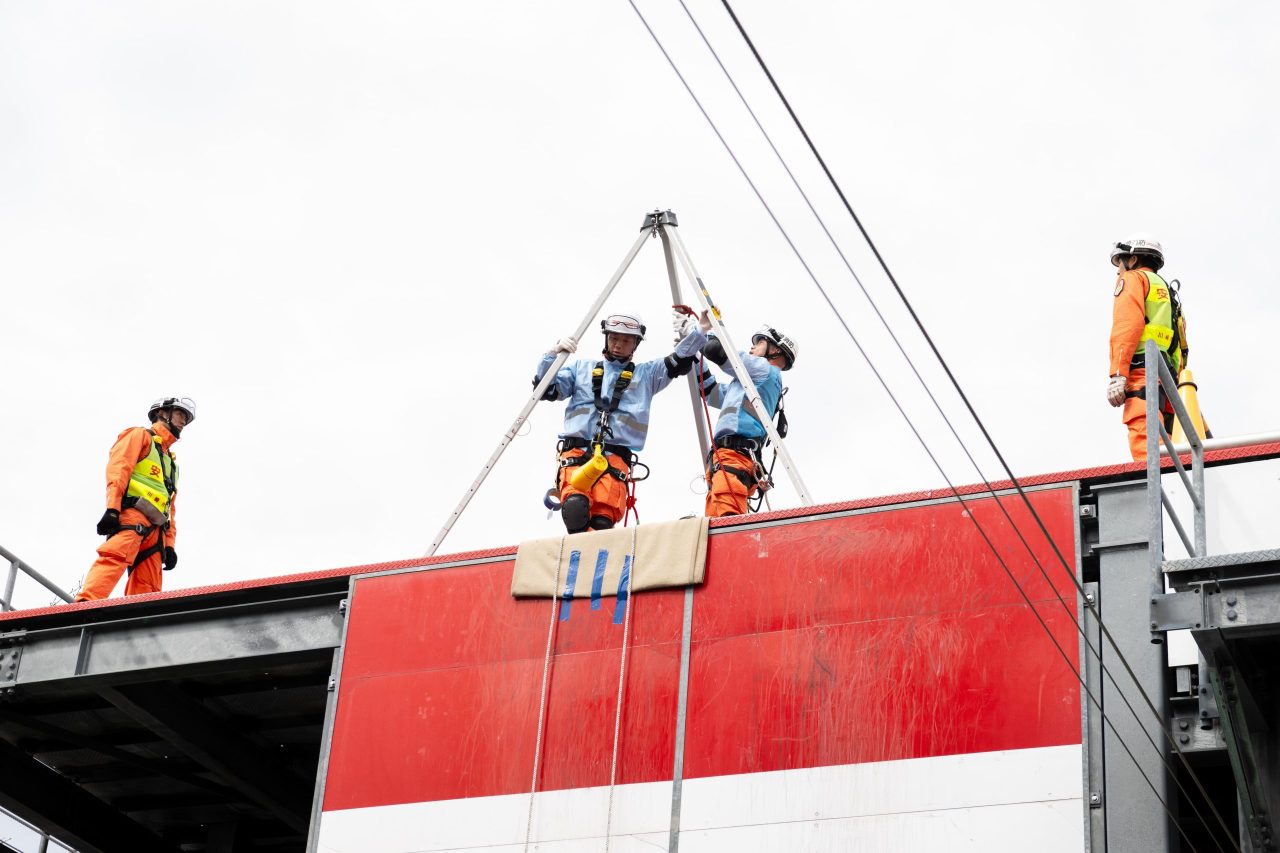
left=1163, top=549, right=1280, bottom=573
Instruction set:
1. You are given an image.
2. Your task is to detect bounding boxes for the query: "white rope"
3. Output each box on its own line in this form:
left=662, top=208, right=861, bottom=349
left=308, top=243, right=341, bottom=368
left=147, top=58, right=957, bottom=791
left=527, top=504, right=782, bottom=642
left=602, top=524, right=639, bottom=853
left=524, top=535, right=565, bottom=852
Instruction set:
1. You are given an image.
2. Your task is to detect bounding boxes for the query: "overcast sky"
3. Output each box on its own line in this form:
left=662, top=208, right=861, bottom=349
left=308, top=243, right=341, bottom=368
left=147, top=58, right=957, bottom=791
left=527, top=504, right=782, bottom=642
left=2, top=0, right=1277, bottom=610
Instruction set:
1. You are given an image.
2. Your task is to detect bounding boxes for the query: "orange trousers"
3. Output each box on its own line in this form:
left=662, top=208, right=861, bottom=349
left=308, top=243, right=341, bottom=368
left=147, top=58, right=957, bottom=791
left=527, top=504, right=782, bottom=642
left=76, top=507, right=165, bottom=601
left=705, top=447, right=757, bottom=517
left=558, top=448, right=630, bottom=527
left=1122, top=369, right=1174, bottom=462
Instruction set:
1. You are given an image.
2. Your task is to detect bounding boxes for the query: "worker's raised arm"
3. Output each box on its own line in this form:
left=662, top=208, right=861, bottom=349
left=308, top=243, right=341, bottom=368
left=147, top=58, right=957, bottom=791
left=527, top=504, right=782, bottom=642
left=533, top=338, right=579, bottom=401
left=646, top=311, right=710, bottom=393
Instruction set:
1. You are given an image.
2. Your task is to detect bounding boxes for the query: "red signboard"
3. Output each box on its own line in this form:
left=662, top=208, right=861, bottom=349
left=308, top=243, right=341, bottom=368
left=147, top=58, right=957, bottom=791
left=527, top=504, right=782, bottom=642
left=324, top=486, right=1081, bottom=812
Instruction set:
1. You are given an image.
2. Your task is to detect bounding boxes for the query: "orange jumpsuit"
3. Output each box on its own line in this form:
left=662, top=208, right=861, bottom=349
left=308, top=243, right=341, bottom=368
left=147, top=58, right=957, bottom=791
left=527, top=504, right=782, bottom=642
left=557, top=448, right=631, bottom=527
left=1109, top=268, right=1188, bottom=461
left=705, top=447, right=757, bottom=517
left=76, top=423, right=179, bottom=601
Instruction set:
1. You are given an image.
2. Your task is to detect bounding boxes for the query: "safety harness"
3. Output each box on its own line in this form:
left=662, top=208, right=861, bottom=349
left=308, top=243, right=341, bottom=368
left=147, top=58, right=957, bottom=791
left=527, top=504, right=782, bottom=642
left=1124, top=273, right=1187, bottom=411
left=120, top=430, right=177, bottom=573
left=705, top=384, right=789, bottom=512
left=558, top=360, right=638, bottom=484
left=1126, top=271, right=1186, bottom=373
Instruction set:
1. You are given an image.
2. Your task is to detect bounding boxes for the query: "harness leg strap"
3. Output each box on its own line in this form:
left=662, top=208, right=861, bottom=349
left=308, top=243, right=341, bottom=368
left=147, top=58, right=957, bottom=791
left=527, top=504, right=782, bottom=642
left=714, top=463, right=757, bottom=490
left=123, top=524, right=165, bottom=575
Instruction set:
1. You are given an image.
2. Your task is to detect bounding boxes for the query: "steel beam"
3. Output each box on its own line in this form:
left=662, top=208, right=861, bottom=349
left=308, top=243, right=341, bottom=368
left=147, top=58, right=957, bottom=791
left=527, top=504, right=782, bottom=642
left=2, top=596, right=343, bottom=696
left=1081, top=582, right=1106, bottom=851
left=1155, top=575, right=1280, bottom=637
left=0, top=736, right=179, bottom=853
left=1211, top=666, right=1278, bottom=850
left=1093, top=479, right=1171, bottom=852
left=1156, top=552, right=1280, bottom=850
left=0, top=706, right=241, bottom=800
left=101, top=682, right=313, bottom=833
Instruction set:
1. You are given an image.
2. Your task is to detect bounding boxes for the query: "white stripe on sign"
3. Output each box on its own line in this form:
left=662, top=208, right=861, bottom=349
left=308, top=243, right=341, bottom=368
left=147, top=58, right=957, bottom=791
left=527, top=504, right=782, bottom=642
left=317, top=745, right=1083, bottom=852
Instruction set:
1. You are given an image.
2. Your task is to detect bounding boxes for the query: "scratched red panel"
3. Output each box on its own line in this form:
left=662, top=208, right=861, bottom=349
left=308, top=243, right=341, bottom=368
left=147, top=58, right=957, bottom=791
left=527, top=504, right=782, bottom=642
left=326, top=565, right=683, bottom=811
left=683, top=600, right=1082, bottom=778
left=325, top=486, right=1081, bottom=811
left=696, top=487, right=1079, bottom=642
left=324, top=636, right=680, bottom=810
left=339, top=560, right=687, bottom=678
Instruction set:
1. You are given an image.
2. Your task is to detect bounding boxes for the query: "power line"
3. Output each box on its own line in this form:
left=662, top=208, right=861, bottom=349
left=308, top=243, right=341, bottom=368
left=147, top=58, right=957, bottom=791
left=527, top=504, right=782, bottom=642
left=712, top=0, right=1239, bottom=845
left=669, top=0, right=1234, bottom=848
left=620, top=2, right=1207, bottom=848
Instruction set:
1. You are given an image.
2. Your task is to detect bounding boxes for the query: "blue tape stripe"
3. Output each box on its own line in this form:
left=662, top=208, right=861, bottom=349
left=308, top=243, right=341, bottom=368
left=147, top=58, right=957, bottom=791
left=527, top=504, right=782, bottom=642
left=559, top=550, right=580, bottom=622
left=612, top=554, right=632, bottom=625
left=590, top=549, right=609, bottom=610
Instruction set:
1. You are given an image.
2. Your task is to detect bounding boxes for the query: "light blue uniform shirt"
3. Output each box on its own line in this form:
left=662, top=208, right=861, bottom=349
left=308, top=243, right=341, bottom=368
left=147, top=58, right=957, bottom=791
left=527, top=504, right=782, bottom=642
left=534, top=328, right=707, bottom=452
left=702, top=349, right=783, bottom=441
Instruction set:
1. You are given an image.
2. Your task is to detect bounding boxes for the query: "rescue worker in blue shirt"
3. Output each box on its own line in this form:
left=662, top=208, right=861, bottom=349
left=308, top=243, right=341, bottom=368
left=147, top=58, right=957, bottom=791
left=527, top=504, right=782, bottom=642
left=696, top=325, right=797, bottom=516
left=535, top=309, right=710, bottom=534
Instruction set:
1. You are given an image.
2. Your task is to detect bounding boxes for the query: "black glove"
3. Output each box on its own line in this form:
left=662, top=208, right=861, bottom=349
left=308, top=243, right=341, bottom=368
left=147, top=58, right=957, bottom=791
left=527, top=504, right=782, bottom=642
left=96, top=509, right=121, bottom=537
left=163, top=547, right=178, bottom=571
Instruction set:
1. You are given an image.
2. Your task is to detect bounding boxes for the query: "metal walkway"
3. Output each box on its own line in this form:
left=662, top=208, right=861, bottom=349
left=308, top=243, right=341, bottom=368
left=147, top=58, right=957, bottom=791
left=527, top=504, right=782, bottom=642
left=0, top=572, right=348, bottom=852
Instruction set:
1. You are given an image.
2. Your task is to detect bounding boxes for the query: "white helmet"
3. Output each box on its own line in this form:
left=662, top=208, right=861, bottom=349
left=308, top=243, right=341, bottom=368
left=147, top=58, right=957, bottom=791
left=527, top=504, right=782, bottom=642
left=601, top=312, right=645, bottom=340
left=148, top=396, right=197, bottom=424
left=1110, top=234, right=1165, bottom=271
left=752, top=326, right=798, bottom=370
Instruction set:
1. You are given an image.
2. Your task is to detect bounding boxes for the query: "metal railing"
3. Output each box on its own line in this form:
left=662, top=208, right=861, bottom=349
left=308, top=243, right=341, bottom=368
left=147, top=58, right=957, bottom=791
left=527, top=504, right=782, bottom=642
left=0, top=802, right=64, bottom=852
left=1144, top=339, right=1207, bottom=574
left=0, top=545, right=72, bottom=612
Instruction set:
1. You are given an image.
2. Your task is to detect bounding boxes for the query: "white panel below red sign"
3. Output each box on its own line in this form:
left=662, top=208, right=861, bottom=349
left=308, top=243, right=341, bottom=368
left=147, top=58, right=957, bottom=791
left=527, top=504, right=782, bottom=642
left=316, top=744, right=1083, bottom=852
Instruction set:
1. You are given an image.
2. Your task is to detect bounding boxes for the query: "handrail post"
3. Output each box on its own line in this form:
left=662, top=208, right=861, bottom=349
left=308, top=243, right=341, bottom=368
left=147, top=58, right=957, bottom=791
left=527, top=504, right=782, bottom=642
left=1146, top=338, right=1209, bottom=577
left=1146, top=341, right=1162, bottom=577
left=0, top=545, right=74, bottom=608
left=2, top=560, right=16, bottom=612
left=1150, top=341, right=1208, bottom=559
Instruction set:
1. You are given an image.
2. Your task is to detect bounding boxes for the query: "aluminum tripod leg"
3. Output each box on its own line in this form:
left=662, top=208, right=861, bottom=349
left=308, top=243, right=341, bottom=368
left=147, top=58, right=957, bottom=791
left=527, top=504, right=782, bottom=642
left=662, top=223, right=813, bottom=505
left=658, top=226, right=712, bottom=462
left=425, top=228, right=655, bottom=556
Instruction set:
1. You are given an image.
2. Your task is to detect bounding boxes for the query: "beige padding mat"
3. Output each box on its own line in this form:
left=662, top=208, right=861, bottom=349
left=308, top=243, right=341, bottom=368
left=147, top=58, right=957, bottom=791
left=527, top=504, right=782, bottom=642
left=512, top=516, right=709, bottom=599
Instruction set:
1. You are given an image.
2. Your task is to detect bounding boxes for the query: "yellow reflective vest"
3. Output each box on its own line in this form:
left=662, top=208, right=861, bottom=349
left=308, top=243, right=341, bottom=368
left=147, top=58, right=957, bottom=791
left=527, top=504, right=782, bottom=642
left=125, top=433, right=178, bottom=520
left=1136, top=271, right=1184, bottom=374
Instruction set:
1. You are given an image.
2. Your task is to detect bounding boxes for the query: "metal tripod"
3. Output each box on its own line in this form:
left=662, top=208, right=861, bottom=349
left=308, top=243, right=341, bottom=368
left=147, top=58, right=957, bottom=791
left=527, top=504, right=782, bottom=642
left=426, top=210, right=813, bottom=556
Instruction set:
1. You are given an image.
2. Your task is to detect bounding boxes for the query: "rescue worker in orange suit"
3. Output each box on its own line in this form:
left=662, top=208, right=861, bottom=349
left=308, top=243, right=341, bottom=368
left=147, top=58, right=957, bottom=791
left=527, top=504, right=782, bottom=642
left=535, top=310, right=710, bottom=534
left=75, top=397, right=195, bottom=601
left=696, top=325, right=796, bottom=516
left=1106, top=235, right=1189, bottom=461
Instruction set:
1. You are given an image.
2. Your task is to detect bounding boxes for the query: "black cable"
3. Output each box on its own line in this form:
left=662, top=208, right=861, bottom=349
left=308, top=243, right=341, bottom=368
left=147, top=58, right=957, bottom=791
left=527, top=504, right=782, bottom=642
left=674, top=1, right=1233, bottom=848
left=714, top=1, right=1239, bottom=846
left=622, top=2, right=1203, bottom=847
